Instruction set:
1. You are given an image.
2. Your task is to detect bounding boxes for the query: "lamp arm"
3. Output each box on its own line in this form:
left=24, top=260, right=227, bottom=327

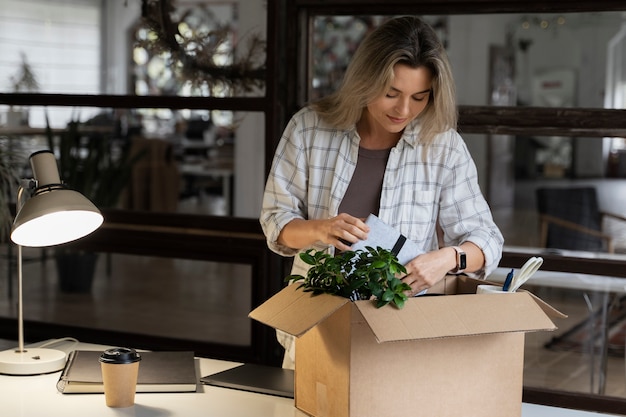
left=17, top=244, right=24, bottom=353
left=14, top=179, right=34, bottom=354
left=15, top=179, right=35, bottom=215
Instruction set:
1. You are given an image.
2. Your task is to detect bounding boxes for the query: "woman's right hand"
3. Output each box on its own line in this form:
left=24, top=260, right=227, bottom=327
left=278, top=213, right=369, bottom=251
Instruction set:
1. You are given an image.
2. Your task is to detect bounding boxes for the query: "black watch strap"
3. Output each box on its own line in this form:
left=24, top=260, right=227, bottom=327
left=451, top=246, right=466, bottom=273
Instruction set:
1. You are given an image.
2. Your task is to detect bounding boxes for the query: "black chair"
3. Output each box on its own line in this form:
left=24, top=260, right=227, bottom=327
left=536, top=186, right=626, bottom=253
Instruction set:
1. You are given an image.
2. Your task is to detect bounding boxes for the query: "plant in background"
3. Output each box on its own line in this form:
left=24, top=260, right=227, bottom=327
left=7, top=52, right=39, bottom=126
left=43, top=115, right=146, bottom=293
left=0, top=145, right=20, bottom=242
left=10, top=52, right=39, bottom=93
left=45, top=117, right=145, bottom=209
left=287, top=246, right=412, bottom=309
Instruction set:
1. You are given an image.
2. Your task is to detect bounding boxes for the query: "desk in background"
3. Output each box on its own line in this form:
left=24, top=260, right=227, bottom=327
left=179, top=159, right=233, bottom=215
left=0, top=341, right=616, bottom=417
left=488, top=267, right=626, bottom=295
left=488, top=267, right=626, bottom=396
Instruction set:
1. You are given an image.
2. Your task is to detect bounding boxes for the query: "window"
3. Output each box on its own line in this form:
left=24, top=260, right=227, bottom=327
left=0, top=0, right=102, bottom=127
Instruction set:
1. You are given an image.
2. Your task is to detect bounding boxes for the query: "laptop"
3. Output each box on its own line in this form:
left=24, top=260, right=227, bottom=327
left=200, top=363, right=294, bottom=398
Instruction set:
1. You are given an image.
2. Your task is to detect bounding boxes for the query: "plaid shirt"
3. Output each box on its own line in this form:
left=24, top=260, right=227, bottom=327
left=261, top=107, right=503, bottom=277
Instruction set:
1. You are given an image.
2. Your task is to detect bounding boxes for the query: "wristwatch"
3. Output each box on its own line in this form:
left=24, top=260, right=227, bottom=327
left=451, top=246, right=466, bottom=273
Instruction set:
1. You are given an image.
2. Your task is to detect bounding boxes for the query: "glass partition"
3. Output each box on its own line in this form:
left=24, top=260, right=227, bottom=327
left=310, top=13, right=624, bottom=108
left=0, top=106, right=264, bottom=219
left=0, top=250, right=253, bottom=346
left=305, top=10, right=626, bottom=403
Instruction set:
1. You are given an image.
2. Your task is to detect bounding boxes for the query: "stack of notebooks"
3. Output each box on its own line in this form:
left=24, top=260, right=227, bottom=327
left=57, top=349, right=295, bottom=399
left=57, top=350, right=198, bottom=393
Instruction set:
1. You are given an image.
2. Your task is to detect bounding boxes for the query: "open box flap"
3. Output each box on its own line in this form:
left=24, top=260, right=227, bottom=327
left=464, top=276, right=568, bottom=320
left=443, top=275, right=567, bottom=320
left=354, top=291, right=557, bottom=343
left=524, top=291, right=568, bottom=319
left=248, top=284, right=348, bottom=337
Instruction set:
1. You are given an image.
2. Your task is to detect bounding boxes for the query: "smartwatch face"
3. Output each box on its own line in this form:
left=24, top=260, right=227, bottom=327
left=459, top=253, right=467, bottom=270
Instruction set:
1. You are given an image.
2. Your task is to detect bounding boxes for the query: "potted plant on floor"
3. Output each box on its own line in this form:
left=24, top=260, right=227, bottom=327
left=46, top=117, right=146, bottom=293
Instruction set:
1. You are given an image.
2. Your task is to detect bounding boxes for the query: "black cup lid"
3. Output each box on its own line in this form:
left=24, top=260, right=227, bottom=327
left=99, top=347, right=142, bottom=364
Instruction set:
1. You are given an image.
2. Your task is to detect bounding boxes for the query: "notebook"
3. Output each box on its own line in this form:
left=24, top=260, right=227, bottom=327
left=350, top=214, right=427, bottom=295
left=57, top=350, right=198, bottom=393
left=350, top=213, right=423, bottom=265
left=201, top=363, right=294, bottom=398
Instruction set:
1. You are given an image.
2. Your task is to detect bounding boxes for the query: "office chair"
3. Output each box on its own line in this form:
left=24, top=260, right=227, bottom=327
left=536, top=186, right=626, bottom=253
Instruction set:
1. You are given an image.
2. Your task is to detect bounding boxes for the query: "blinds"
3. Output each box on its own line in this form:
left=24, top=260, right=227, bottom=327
left=0, top=0, right=102, bottom=127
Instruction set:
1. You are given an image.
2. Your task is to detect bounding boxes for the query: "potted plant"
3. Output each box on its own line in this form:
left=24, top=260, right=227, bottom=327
left=287, top=246, right=412, bottom=309
left=6, top=52, right=39, bottom=126
left=45, top=117, right=146, bottom=293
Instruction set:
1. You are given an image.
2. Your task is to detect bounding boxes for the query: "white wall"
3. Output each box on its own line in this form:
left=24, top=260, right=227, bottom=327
left=233, top=2, right=266, bottom=218
left=448, top=13, right=624, bottom=182
left=507, top=14, right=617, bottom=178
left=448, top=15, right=510, bottom=189
left=103, top=0, right=141, bottom=94
left=449, top=14, right=512, bottom=107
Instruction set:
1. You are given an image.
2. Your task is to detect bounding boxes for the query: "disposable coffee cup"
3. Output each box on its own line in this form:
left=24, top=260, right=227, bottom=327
left=476, top=284, right=508, bottom=294
left=99, top=347, right=142, bottom=407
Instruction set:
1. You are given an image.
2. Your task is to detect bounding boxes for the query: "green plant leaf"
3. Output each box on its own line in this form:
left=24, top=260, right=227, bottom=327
left=371, top=260, right=386, bottom=269
left=289, top=247, right=410, bottom=309
left=394, top=294, right=407, bottom=309
left=381, top=289, right=394, bottom=302
left=286, top=274, right=304, bottom=282
left=300, top=251, right=316, bottom=265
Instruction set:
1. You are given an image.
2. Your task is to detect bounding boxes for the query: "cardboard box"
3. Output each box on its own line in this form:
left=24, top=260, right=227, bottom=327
left=249, top=275, right=565, bottom=417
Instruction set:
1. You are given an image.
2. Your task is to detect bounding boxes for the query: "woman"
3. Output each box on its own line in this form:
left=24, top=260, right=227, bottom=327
left=260, top=16, right=504, bottom=368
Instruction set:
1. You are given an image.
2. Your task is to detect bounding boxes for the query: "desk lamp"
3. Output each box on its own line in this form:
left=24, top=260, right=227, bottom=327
left=0, top=150, right=104, bottom=375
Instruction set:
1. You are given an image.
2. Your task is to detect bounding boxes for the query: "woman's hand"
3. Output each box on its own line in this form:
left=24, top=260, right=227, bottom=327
left=402, top=242, right=484, bottom=295
left=278, top=213, right=369, bottom=251
left=401, top=249, right=453, bottom=295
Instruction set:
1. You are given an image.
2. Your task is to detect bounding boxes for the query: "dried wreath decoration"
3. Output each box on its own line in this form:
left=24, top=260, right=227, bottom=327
left=139, top=0, right=266, bottom=94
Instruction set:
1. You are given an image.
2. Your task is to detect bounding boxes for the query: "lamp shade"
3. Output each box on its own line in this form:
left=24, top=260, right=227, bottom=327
left=10, top=150, right=104, bottom=247
left=11, top=189, right=104, bottom=247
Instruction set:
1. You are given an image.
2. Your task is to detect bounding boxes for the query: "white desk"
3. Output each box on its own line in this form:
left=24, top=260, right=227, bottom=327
left=0, top=341, right=613, bottom=416
left=488, top=267, right=626, bottom=294
left=488, top=266, right=626, bottom=396
left=179, top=159, right=233, bottom=215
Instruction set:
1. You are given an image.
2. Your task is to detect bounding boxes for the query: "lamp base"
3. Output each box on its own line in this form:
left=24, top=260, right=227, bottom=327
left=0, top=347, right=67, bottom=375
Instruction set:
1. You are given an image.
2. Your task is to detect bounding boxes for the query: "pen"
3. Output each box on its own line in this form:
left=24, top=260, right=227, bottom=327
left=502, top=268, right=514, bottom=292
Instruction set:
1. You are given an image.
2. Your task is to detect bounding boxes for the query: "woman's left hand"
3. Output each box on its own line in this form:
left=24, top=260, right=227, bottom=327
left=401, top=250, right=453, bottom=295
left=402, top=243, right=484, bottom=295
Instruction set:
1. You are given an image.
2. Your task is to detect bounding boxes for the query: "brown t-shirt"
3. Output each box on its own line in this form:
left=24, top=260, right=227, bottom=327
left=338, top=147, right=391, bottom=218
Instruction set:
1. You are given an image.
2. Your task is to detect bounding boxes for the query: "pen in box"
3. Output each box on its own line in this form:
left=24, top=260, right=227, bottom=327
left=502, top=268, right=514, bottom=291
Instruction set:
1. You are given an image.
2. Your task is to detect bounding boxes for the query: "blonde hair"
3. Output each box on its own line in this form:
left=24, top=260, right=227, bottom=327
left=312, top=16, right=457, bottom=145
